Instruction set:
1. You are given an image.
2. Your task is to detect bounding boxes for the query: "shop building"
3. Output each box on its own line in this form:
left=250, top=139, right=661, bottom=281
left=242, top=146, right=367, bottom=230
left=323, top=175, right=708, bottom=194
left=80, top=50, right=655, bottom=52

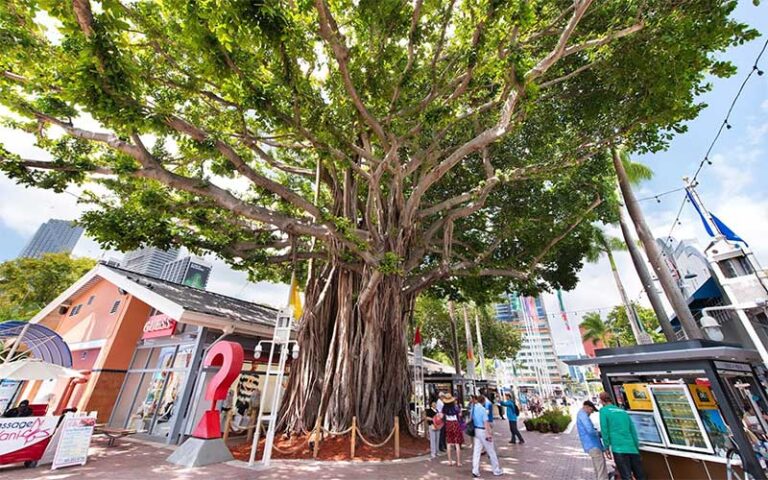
left=23, top=263, right=288, bottom=445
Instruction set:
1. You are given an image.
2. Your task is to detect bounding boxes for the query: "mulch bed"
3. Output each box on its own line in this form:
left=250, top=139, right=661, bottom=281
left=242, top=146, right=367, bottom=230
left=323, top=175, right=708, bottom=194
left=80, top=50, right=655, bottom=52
left=229, top=431, right=429, bottom=461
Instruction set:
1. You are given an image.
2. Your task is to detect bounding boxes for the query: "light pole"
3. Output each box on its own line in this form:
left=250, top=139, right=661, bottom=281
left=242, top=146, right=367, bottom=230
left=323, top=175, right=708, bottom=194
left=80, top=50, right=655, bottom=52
left=699, top=302, right=768, bottom=367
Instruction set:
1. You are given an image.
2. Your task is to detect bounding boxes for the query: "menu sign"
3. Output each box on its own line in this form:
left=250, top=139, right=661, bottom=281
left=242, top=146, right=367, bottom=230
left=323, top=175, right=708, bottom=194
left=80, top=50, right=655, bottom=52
left=51, top=414, right=97, bottom=470
left=0, top=380, right=19, bottom=414
left=650, top=385, right=713, bottom=454
left=628, top=411, right=664, bottom=447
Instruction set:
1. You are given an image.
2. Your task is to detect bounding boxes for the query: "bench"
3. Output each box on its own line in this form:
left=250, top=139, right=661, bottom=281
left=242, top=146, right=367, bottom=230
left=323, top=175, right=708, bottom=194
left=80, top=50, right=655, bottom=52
left=95, top=426, right=142, bottom=447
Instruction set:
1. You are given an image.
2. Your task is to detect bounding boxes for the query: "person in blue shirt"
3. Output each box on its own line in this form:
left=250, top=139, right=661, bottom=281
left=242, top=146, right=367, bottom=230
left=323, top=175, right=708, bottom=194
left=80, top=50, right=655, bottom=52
left=499, top=393, right=525, bottom=444
left=577, top=400, right=608, bottom=480
left=471, top=394, right=503, bottom=478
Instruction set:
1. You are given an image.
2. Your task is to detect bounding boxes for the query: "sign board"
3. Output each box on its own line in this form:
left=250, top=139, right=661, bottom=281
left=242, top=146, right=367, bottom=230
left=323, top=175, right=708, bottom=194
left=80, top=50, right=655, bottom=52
left=0, top=416, right=58, bottom=463
left=624, top=383, right=653, bottom=411
left=51, top=413, right=97, bottom=469
left=0, top=380, right=20, bottom=414
left=714, top=361, right=752, bottom=373
left=142, top=314, right=178, bottom=339
left=182, top=262, right=211, bottom=288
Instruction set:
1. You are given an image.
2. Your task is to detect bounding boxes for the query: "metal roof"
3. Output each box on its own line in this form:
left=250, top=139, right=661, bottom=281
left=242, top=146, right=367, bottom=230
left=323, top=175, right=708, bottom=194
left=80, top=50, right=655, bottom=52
left=565, top=344, right=761, bottom=367
left=31, top=263, right=282, bottom=337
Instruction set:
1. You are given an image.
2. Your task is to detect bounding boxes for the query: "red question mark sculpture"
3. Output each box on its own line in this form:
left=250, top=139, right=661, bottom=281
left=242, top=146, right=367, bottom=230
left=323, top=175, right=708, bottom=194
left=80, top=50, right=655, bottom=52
left=192, top=341, right=244, bottom=439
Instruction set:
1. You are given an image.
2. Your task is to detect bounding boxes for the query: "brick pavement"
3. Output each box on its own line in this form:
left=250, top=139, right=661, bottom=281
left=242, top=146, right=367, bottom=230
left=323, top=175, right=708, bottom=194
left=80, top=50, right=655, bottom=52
left=0, top=418, right=598, bottom=480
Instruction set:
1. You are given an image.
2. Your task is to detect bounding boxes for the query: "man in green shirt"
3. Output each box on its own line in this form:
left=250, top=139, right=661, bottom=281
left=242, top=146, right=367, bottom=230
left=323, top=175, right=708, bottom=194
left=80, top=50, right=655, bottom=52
left=599, top=391, right=647, bottom=480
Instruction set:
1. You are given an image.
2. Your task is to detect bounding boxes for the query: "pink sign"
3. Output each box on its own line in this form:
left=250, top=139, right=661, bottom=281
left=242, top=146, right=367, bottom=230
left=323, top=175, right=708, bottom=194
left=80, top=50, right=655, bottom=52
left=0, top=416, right=58, bottom=464
left=142, top=314, right=177, bottom=339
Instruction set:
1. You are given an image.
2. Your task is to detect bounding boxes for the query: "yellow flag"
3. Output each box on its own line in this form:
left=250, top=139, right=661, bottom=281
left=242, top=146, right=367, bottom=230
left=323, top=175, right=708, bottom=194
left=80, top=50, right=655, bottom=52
left=289, top=273, right=303, bottom=320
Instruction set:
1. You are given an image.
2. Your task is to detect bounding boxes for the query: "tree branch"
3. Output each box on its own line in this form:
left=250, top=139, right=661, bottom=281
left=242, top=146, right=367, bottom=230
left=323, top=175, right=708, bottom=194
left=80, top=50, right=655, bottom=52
left=314, top=0, right=389, bottom=148
left=530, top=195, right=603, bottom=268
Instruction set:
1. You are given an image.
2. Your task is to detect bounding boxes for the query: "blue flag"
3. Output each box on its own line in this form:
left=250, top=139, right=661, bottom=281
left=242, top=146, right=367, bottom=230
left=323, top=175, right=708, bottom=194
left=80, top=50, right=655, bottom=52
left=686, top=190, right=747, bottom=246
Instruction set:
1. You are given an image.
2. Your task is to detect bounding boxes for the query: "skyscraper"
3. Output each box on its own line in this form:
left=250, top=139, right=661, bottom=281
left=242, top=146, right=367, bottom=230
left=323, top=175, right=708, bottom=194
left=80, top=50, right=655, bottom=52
left=495, top=293, right=562, bottom=394
left=19, top=219, right=84, bottom=258
left=160, top=256, right=212, bottom=289
left=122, top=247, right=179, bottom=278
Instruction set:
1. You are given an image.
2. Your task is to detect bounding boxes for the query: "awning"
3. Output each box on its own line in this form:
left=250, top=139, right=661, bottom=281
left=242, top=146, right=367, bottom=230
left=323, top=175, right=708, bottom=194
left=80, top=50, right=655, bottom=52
left=0, top=321, right=73, bottom=368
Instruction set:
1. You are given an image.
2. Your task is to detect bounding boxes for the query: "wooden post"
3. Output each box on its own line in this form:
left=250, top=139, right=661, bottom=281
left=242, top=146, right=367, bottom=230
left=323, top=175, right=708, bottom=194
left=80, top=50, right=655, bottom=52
left=223, top=410, right=234, bottom=442
left=350, top=416, right=357, bottom=459
left=246, top=409, right=258, bottom=442
left=394, top=415, right=400, bottom=459
left=312, top=417, right=321, bottom=459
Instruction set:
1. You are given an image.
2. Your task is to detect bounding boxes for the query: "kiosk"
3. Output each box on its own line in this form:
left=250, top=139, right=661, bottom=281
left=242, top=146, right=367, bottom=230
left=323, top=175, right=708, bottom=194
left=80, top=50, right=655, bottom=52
left=567, top=340, right=768, bottom=480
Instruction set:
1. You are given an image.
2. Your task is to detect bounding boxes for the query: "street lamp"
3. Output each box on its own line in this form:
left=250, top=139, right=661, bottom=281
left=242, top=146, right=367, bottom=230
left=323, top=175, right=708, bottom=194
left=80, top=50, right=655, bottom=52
left=700, top=302, right=768, bottom=367
left=253, top=340, right=299, bottom=360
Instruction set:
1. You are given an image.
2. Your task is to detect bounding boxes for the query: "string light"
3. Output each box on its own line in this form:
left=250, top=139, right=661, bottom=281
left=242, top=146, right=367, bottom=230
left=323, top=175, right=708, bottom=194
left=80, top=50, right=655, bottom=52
left=657, top=36, right=768, bottom=245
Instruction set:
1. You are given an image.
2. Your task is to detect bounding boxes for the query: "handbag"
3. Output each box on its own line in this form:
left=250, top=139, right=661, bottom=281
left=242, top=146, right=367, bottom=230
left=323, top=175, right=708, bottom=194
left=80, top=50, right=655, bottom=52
left=465, top=419, right=475, bottom=437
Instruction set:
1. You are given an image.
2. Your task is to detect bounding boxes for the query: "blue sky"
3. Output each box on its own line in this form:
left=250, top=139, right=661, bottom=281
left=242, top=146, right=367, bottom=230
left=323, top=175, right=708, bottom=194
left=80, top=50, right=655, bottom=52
left=0, top=3, right=767, bottom=354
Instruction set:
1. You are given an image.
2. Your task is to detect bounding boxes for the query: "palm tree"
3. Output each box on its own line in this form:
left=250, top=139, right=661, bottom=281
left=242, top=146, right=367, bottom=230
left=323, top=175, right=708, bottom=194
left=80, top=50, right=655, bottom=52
left=586, top=228, right=646, bottom=344
left=580, top=312, right=616, bottom=348
left=611, top=148, right=702, bottom=342
left=613, top=149, right=676, bottom=341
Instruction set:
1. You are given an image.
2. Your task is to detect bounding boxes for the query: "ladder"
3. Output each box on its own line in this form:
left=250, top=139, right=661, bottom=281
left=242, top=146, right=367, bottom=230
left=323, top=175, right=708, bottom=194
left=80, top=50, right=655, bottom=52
left=248, top=309, right=293, bottom=467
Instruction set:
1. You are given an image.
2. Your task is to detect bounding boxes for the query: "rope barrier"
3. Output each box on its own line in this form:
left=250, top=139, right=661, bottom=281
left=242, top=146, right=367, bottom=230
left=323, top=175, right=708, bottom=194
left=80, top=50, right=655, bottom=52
left=245, top=413, right=404, bottom=460
left=321, top=425, right=354, bottom=436
left=356, top=426, right=396, bottom=448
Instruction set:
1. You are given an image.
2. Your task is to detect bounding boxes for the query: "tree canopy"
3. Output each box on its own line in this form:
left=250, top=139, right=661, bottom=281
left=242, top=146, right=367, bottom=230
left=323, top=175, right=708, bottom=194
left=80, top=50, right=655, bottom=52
left=0, top=253, right=96, bottom=322
left=413, top=295, right=521, bottom=366
left=0, top=1, right=755, bottom=298
left=606, top=303, right=665, bottom=345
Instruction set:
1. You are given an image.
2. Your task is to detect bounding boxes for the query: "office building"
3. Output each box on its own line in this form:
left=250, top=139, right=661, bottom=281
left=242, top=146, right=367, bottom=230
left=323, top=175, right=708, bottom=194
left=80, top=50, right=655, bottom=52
left=160, top=256, right=212, bottom=289
left=495, top=293, right=562, bottom=394
left=19, top=219, right=84, bottom=258
left=122, top=247, right=179, bottom=278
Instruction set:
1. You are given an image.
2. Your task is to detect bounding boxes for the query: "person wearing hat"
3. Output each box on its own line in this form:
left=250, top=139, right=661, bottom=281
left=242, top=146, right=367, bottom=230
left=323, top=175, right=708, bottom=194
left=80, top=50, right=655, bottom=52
left=577, top=400, right=608, bottom=480
left=442, top=393, right=465, bottom=467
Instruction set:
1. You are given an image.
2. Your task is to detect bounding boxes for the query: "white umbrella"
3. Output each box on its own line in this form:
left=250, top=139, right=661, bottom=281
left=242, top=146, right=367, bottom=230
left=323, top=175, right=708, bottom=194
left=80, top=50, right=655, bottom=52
left=0, top=358, right=84, bottom=381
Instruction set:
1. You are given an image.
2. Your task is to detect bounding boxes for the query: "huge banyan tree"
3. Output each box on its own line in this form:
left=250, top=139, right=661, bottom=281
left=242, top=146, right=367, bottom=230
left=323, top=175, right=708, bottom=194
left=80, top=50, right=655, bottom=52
left=0, top=0, right=756, bottom=436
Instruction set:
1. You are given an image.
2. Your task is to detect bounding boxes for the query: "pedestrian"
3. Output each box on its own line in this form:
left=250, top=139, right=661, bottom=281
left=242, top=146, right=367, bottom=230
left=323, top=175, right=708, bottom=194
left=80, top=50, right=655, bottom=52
left=2, top=399, right=33, bottom=418
left=443, top=394, right=464, bottom=467
left=499, top=393, right=524, bottom=444
left=599, top=391, right=647, bottom=480
left=471, top=394, right=503, bottom=478
left=426, top=401, right=441, bottom=459
left=436, top=392, right=447, bottom=452
left=577, top=400, right=608, bottom=480
left=481, top=390, right=495, bottom=423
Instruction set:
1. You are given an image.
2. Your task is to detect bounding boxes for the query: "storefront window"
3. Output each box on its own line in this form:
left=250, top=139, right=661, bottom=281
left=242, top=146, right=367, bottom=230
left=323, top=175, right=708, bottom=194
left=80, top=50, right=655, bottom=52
left=109, top=342, right=196, bottom=439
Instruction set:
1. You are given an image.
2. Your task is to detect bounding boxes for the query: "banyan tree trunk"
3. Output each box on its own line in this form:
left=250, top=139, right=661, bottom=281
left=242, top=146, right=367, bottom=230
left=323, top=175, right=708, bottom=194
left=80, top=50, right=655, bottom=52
left=279, top=260, right=414, bottom=439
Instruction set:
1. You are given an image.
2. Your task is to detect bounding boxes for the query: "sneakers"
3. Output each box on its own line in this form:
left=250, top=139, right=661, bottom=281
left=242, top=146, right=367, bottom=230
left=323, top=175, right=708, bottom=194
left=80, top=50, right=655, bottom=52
left=472, top=474, right=480, bottom=478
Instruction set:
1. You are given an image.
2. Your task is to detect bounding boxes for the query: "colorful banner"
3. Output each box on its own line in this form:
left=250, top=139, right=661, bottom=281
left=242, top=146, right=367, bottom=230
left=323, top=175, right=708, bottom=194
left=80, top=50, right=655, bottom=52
left=556, top=290, right=571, bottom=331
left=0, top=416, right=58, bottom=463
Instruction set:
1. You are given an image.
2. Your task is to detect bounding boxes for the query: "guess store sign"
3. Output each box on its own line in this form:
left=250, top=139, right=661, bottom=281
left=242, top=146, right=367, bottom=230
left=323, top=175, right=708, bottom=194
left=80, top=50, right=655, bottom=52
left=142, top=314, right=177, bottom=339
